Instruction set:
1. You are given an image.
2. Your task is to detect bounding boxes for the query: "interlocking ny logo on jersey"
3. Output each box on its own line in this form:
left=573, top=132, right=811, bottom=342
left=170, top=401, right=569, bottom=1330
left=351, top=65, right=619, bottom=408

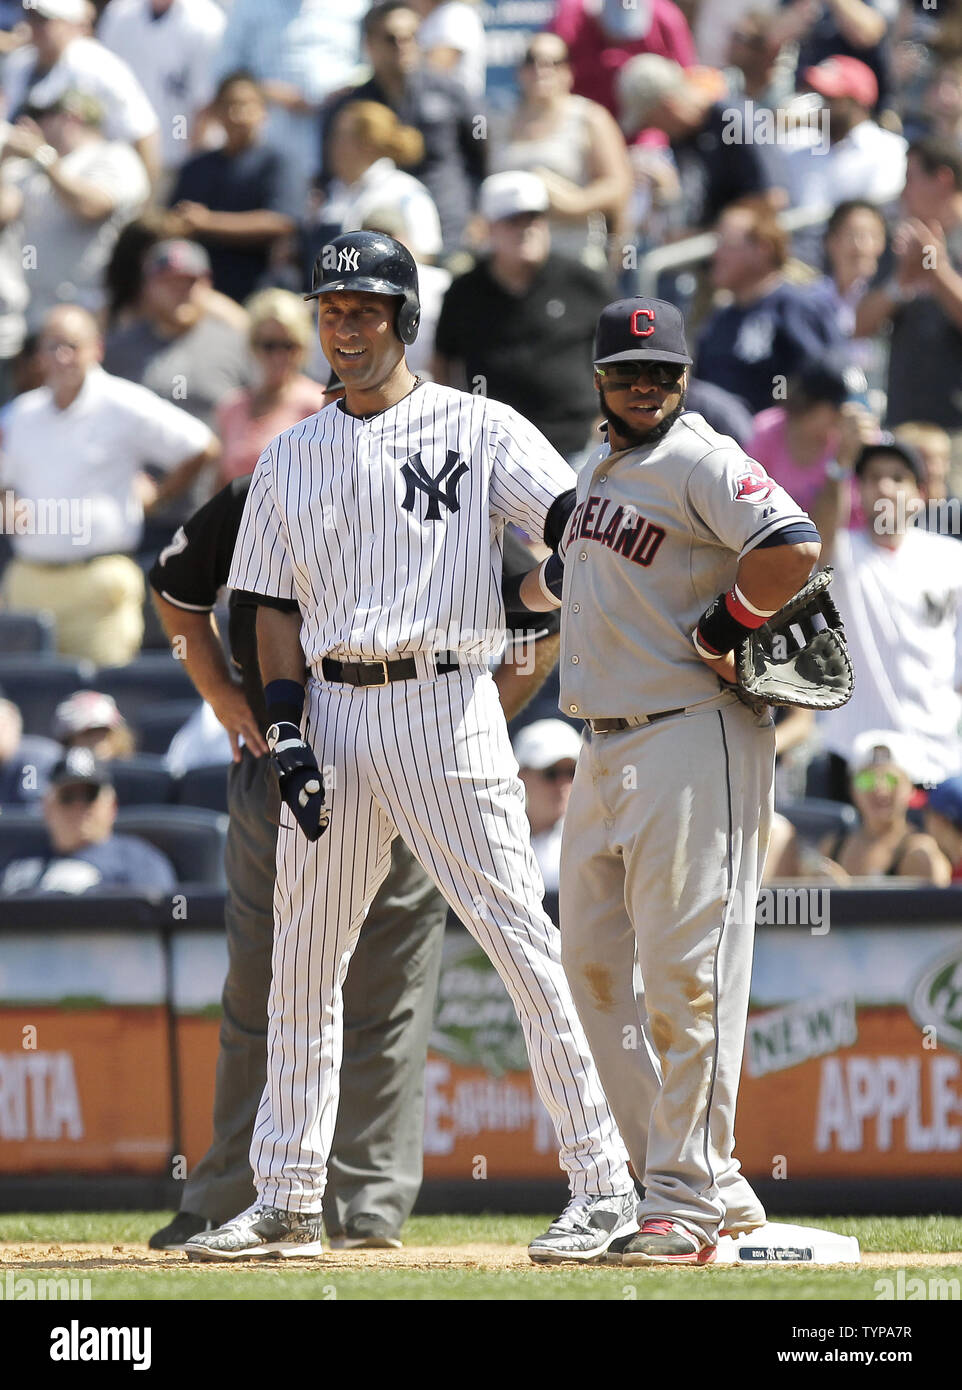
left=401, top=450, right=468, bottom=521
left=337, top=247, right=361, bottom=273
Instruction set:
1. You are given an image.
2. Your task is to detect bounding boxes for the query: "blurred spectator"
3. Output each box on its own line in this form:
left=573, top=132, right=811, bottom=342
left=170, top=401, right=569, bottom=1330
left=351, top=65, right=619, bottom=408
left=319, top=1, right=484, bottom=255
left=892, top=421, right=959, bottom=535
left=0, top=697, right=58, bottom=806
left=513, top=718, right=582, bottom=892
left=816, top=436, right=962, bottom=794
left=317, top=101, right=442, bottom=263
left=3, top=0, right=160, bottom=186
left=0, top=184, right=29, bottom=403
left=682, top=377, right=755, bottom=447
left=96, top=0, right=226, bottom=185
left=923, top=775, right=962, bottom=883
left=918, top=55, right=962, bottom=145
left=695, top=201, right=843, bottom=415
left=103, top=239, right=251, bottom=433
left=810, top=198, right=888, bottom=385
left=358, top=208, right=450, bottom=379
left=817, top=731, right=951, bottom=884
left=52, top=689, right=136, bottom=759
left=856, top=138, right=962, bottom=442
left=550, top=0, right=696, bottom=117
left=775, top=0, right=899, bottom=115
left=216, top=288, right=328, bottom=485
left=167, top=72, right=296, bottom=305
left=0, top=747, right=177, bottom=894
left=433, top=172, right=608, bottom=465
left=746, top=358, right=872, bottom=532
left=165, top=700, right=231, bottom=774
left=723, top=9, right=794, bottom=109
left=694, top=0, right=772, bottom=70
left=616, top=55, right=771, bottom=234
left=0, top=304, right=218, bottom=664
left=210, top=0, right=367, bottom=221
left=781, top=56, right=906, bottom=212
left=412, top=0, right=486, bottom=102
left=0, top=89, right=149, bottom=329
left=488, top=32, right=632, bottom=273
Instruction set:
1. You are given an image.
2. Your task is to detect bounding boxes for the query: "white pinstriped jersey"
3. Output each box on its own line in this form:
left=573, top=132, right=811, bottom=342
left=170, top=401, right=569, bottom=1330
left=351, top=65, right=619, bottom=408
left=559, top=411, right=812, bottom=716
left=226, top=382, right=576, bottom=668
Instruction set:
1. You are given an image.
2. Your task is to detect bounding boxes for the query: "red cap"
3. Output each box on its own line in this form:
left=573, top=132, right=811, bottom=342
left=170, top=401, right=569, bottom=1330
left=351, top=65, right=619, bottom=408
left=803, top=55, right=878, bottom=108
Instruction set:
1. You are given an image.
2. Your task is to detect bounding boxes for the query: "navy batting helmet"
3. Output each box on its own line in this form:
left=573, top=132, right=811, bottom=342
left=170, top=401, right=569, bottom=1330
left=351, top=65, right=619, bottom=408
left=305, top=231, right=421, bottom=345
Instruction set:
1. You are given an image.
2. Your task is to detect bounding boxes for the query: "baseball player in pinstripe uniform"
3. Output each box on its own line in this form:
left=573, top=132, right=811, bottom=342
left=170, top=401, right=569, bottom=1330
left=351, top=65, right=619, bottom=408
left=517, top=297, right=822, bottom=1264
left=185, top=232, right=639, bottom=1263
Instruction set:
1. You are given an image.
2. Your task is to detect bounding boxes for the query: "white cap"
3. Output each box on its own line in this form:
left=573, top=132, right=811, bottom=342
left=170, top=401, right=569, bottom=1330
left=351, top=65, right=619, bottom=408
left=23, top=0, right=88, bottom=22
left=513, top=719, right=583, bottom=771
left=479, top=171, right=549, bottom=224
left=53, top=690, right=123, bottom=742
left=851, top=729, right=927, bottom=782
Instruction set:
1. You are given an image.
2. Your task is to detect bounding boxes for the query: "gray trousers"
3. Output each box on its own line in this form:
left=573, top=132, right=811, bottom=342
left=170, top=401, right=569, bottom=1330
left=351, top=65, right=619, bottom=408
left=181, top=749, right=448, bottom=1233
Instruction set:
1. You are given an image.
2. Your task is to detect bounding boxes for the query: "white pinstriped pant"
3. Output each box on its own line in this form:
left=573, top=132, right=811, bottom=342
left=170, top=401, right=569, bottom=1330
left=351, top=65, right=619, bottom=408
left=251, top=665, right=633, bottom=1210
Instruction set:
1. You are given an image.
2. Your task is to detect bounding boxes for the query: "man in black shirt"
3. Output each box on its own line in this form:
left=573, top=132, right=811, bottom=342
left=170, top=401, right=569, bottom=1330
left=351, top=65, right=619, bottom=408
left=146, top=472, right=562, bottom=1250
left=317, top=0, right=485, bottom=254
left=433, top=172, right=609, bottom=464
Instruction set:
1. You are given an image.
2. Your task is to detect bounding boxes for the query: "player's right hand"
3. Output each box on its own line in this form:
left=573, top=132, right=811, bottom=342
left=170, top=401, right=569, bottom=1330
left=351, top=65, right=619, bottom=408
left=266, top=721, right=331, bottom=841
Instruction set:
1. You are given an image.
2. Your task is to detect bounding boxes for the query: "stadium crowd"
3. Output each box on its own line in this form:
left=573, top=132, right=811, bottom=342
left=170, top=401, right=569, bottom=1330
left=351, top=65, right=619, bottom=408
left=1, top=0, right=962, bottom=894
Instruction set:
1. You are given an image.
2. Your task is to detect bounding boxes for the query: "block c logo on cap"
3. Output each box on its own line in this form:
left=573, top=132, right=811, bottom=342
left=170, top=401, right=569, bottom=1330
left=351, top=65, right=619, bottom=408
left=630, top=308, right=655, bottom=338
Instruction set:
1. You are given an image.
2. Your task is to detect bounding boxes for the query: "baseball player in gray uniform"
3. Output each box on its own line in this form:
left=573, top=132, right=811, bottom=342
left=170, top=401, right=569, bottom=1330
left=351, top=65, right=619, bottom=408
left=518, top=298, right=821, bottom=1264
left=185, top=232, right=639, bottom=1264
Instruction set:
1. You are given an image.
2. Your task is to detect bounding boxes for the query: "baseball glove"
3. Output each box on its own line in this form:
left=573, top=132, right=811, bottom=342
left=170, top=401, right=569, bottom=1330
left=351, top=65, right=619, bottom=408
left=734, top=567, right=854, bottom=712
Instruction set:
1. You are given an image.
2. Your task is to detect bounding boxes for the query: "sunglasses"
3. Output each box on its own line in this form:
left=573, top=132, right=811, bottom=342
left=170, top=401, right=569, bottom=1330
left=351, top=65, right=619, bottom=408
left=54, top=783, right=101, bottom=807
left=539, top=764, right=576, bottom=782
left=522, top=54, right=567, bottom=68
left=254, top=339, right=299, bottom=354
left=595, top=362, right=685, bottom=388
left=853, top=770, right=900, bottom=793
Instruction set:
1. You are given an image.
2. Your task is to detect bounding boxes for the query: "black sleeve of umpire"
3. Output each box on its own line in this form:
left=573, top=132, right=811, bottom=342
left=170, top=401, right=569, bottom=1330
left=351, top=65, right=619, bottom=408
left=543, top=488, right=577, bottom=552
left=148, top=476, right=252, bottom=608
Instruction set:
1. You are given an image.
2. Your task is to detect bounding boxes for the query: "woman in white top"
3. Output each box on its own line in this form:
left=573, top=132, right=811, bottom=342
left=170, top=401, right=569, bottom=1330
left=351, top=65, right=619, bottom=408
left=489, top=32, right=632, bottom=272
left=320, top=101, right=443, bottom=263
left=414, top=0, right=487, bottom=103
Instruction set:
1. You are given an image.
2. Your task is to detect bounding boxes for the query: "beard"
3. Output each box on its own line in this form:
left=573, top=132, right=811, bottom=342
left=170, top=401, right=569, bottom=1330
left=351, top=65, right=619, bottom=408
left=599, top=384, right=688, bottom=450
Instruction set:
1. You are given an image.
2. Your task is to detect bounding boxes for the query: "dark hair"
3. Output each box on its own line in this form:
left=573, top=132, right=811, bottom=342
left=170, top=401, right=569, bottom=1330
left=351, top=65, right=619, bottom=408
left=102, top=211, right=168, bottom=326
left=363, top=0, right=416, bottom=38
left=214, top=69, right=261, bottom=104
left=825, top=199, right=887, bottom=240
left=907, top=135, right=962, bottom=190
left=785, top=359, right=849, bottom=414
left=854, top=436, right=926, bottom=487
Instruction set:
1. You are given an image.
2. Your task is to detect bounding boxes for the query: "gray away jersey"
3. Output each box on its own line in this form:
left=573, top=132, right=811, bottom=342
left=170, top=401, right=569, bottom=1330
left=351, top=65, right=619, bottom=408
left=559, top=411, right=811, bottom=717
left=226, top=381, right=576, bottom=667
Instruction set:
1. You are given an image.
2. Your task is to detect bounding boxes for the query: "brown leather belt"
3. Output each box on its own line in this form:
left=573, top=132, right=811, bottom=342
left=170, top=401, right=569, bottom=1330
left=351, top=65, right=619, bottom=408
left=588, top=709, right=686, bottom=734
left=321, top=655, right=459, bottom=687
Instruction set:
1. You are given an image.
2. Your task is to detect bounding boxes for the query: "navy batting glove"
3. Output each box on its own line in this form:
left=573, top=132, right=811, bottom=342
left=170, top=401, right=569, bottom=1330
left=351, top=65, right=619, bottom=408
left=266, top=721, right=330, bottom=841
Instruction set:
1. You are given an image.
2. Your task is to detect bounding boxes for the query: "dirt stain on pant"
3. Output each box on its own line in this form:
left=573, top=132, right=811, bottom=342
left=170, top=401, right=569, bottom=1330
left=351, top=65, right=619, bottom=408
left=583, top=963, right=615, bottom=1012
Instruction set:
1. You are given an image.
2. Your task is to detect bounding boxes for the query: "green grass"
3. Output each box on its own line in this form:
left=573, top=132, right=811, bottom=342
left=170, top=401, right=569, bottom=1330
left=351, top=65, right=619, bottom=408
left=2, top=1213, right=960, bottom=1301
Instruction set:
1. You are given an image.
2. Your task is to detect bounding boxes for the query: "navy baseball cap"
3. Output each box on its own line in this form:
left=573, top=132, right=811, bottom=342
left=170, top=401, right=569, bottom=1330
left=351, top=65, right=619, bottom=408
left=927, top=776, right=962, bottom=830
left=853, top=434, right=925, bottom=488
left=594, top=297, right=693, bottom=367
left=49, top=747, right=112, bottom=790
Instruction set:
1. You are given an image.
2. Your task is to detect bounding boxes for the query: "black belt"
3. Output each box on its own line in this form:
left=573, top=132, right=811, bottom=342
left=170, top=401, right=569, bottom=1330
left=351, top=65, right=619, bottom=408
left=589, top=709, right=685, bottom=734
left=321, top=655, right=459, bottom=687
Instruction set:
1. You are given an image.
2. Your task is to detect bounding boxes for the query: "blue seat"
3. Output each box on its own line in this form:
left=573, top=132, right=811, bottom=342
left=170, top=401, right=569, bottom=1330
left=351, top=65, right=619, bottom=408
left=0, top=656, right=96, bottom=736
left=115, top=807, right=228, bottom=888
left=175, top=762, right=230, bottom=814
left=134, top=699, right=203, bottom=756
left=109, top=756, right=175, bottom=808
left=778, top=797, right=858, bottom=845
left=0, top=611, right=56, bottom=654
left=94, top=655, right=197, bottom=724
left=0, top=806, right=228, bottom=889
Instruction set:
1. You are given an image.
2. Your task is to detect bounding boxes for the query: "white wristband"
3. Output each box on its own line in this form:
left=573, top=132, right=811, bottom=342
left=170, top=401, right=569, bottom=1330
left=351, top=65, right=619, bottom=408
left=692, top=629, right=725, bottom=660
left=32, top=143, right=57, bottom=170
left=536, top=558, right=563, bottom=610
left=732, top=583, right=777, bottom=619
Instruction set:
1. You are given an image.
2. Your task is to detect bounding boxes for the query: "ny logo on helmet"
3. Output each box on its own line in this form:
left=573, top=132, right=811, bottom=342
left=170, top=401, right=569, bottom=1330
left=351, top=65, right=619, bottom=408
left=337, top=247, right=361, bottom=273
